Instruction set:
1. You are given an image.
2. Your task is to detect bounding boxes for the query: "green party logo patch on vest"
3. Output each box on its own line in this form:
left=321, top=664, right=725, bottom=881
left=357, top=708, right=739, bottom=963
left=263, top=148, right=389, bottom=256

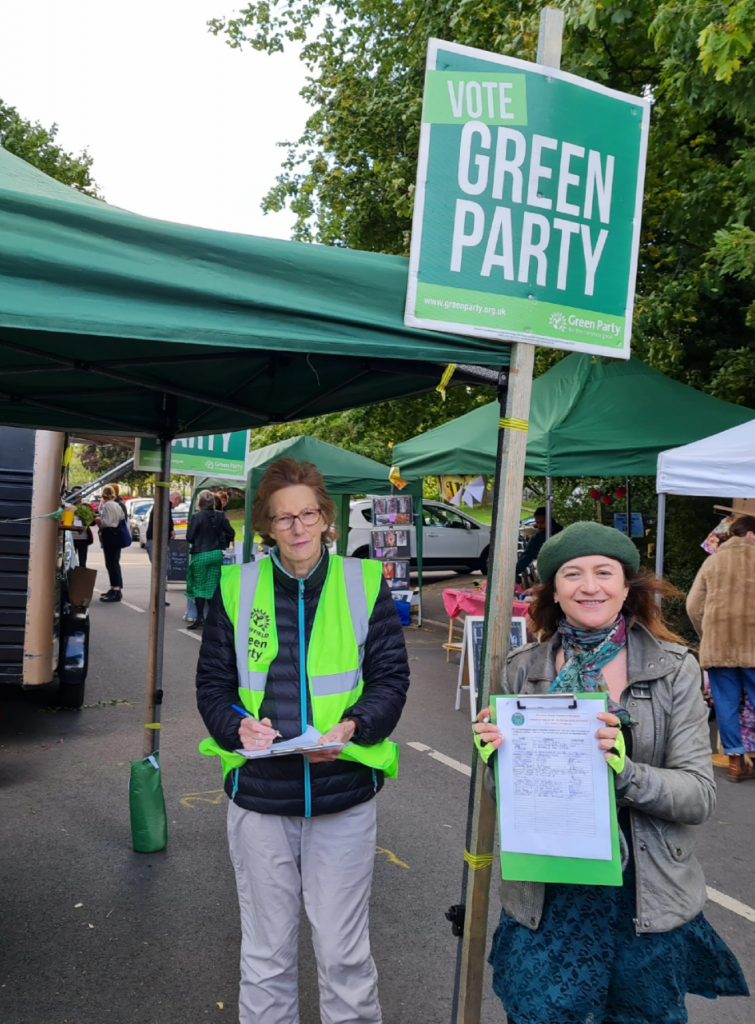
left=248, top=606, right=272, bottom=657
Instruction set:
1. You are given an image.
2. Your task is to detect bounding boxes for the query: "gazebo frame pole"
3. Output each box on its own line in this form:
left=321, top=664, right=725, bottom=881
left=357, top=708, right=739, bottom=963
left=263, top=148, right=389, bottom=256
left=545, top=475, right=553, bottom=538
left=144, top=435, right=172, bottom=757
left=451, top=11, right=563, bottom=1022
left=655, top=491, right=667, bottom=579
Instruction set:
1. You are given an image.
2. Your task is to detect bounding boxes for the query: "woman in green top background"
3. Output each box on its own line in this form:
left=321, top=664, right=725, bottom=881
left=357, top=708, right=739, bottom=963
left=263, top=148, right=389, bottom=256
left=185, top=488, right=235, bottom=629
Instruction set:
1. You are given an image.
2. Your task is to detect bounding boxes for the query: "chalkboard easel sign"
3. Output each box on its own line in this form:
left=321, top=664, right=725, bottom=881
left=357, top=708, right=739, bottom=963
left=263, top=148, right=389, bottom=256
left=167, top=539, right=188, bottom=582
left=455, top=615, right=528, bottom=719
left=455, top=616, right=485, bottom=719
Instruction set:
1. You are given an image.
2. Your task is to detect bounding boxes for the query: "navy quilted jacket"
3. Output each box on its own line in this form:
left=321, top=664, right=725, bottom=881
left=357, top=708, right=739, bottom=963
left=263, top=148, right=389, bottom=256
left=196, top=550, right=410, bottom=816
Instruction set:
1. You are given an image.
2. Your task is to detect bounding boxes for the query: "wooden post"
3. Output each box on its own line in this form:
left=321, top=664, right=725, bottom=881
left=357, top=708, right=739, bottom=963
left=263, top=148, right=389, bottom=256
left=144, top=437, right=172, bottom=757
left=451, top=10, right=564, bottom=1022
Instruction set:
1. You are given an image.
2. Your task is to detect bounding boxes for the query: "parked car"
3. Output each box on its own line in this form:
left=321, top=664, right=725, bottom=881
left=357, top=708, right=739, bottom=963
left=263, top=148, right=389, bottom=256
left=347, top=499, right=491, bottom=574
left=127, top=498, right=154, bottom=542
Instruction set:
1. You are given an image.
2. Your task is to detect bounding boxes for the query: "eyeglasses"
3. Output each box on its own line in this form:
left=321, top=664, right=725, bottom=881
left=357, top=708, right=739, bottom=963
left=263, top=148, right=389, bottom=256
left=269, top=508, right=322, bottom=531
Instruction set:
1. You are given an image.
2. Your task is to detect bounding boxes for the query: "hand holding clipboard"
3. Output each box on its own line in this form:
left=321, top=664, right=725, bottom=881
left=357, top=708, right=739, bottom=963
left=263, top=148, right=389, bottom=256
left=475, top=693, right=623, bottom=886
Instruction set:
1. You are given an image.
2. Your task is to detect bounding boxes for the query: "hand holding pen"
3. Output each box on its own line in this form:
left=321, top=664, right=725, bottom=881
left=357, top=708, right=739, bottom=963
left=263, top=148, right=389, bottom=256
left=233, top=704, right=282, bottom=751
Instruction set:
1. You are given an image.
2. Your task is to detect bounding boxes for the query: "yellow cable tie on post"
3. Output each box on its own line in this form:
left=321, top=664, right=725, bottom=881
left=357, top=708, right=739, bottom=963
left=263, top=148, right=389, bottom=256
left=436, top=364, right=457, bottom=401
left=499, top=417, right=529, bottom=433
left=144, top=723, right=162, bottom=730
left=154, top=481, right=171, bottom=488
left=464, top=850, right=494, bottom=870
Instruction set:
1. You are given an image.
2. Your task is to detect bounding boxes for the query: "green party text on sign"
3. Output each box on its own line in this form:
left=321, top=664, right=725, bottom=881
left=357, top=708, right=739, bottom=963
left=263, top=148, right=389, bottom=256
left=135, top=431, right=249, bottom=480
left=405, top=39, right=650, bottom=359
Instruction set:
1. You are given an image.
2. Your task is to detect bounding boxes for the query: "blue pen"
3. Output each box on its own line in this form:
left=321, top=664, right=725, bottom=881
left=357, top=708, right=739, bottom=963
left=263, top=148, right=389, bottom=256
left=232, top=704, right=282, bottom=738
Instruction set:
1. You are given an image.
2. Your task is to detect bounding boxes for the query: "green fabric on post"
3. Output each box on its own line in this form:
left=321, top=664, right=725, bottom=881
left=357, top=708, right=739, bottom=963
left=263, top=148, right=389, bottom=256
left=129, top=754, right=168, bottom=853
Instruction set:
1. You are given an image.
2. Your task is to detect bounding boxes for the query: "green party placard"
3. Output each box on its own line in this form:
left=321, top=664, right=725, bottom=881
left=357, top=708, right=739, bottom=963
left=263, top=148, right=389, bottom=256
left=135, top=431, right=249, bottom=479
left=405, top=39, right=651, bottom=358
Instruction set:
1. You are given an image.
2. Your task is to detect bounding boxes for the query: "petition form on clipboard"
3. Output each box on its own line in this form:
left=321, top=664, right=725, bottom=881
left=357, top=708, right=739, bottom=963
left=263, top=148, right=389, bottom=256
left=494, top=694, right=613, bottom=862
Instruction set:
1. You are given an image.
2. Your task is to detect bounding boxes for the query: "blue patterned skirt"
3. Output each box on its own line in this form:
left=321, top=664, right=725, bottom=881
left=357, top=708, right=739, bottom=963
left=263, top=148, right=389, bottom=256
left=489, top=857, right=747, bottom=1024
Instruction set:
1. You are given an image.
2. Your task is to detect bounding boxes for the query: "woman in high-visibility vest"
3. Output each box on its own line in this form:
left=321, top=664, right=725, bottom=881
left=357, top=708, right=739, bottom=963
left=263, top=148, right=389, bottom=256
left=196, top=457, right=410, bottom=1024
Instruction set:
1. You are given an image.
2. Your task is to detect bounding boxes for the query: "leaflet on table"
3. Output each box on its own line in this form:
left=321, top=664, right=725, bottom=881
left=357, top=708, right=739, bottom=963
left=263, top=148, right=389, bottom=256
left=235, top=724, right=346, bottom=759
left=494, top=695, right=613, bottom=861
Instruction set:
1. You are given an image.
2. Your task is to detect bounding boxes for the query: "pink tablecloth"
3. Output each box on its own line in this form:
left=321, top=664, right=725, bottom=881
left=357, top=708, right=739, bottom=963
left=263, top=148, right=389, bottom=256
left=442, top=587, right=486, bottom=618
left=442, top=588, right=532, bottom=621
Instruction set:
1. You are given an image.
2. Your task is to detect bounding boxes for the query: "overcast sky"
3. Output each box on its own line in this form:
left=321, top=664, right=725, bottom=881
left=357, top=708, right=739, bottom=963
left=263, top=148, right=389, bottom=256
left=0, top=0, right=310, bottom=238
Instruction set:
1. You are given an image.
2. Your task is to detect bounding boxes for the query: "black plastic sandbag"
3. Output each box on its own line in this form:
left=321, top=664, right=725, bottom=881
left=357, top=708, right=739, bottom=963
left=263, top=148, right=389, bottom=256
left=129, top=753, right=168, bottom=853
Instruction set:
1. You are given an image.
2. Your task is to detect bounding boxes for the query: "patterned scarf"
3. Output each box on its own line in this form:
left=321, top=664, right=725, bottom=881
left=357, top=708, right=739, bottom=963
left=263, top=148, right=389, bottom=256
left=549, top=616, right=627, bottom=695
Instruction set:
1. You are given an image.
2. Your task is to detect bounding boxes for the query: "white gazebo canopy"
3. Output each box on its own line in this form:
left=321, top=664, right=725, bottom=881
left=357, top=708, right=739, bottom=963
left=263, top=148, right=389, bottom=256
left=656, top=418, right=755, bottom=497
left=655, top=418, right=755, bottom=575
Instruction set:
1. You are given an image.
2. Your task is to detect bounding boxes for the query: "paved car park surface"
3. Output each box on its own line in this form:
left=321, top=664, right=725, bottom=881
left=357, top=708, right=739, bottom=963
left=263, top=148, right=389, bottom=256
left=0, top=547, right=752, bottom=1024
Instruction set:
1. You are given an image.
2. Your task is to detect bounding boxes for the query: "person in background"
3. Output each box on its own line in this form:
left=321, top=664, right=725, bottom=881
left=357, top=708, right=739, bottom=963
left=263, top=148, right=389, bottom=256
left=516, top=506, right=563, bottom=580
left=686, top=514, right=755, bottom=782
left=111, top=483, right=128, bottom=520
left=473, top=521, right=747, bottom=1023
left=146, top=491, right=182, bottom=606
left=196, top=457, right=410, bottom=1024
left=96, top=485, right=125, bottom=603
left=70, top=499, right=93, bottom=568
left=185, top=489, right=235, bottom=629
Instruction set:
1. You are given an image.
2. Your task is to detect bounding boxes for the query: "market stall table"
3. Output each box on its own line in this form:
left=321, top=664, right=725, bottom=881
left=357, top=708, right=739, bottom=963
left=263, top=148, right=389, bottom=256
left=441, top=586, right=531, bottom=660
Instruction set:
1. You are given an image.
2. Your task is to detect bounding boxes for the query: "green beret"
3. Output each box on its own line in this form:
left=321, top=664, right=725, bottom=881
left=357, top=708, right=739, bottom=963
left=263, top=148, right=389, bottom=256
left=537, top=521, right=640, bottom=584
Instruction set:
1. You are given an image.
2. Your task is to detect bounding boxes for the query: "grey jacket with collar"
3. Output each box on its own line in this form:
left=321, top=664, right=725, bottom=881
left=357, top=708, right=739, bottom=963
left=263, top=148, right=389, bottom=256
left=497, top=623, right=715, bottom=934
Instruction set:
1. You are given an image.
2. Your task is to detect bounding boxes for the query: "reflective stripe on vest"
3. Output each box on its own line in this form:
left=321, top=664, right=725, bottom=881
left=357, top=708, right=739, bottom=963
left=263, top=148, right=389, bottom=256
left=233, top=556, right=373, bottom=706
left=203, top=554, right=400, bottom=779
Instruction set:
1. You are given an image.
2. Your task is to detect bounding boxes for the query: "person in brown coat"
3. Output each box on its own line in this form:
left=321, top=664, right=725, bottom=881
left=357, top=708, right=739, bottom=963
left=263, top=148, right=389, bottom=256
left=686, top=515, right=755, bottom=782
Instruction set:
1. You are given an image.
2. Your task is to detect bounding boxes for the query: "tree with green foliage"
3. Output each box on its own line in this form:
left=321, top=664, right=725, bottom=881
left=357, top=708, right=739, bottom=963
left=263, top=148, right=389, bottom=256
left=210, top=0, right=754, bottom=406
left=0, top=99, right=100, bottom=196
left=251, top=385, right=495, bottom=463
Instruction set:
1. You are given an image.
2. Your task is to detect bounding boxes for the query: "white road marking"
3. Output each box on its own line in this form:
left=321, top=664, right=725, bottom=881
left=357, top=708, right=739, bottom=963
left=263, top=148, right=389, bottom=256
left=178, top=628, right=202, bottom=642
left=410, top=743, right=755, bottom=924
left=407, top=741, right=471, bottom=777
left=93, top=588, right=145, bottom=614
left=706, top=886, right=755, bottom=924
left=93, top=553, right=755, bottom=929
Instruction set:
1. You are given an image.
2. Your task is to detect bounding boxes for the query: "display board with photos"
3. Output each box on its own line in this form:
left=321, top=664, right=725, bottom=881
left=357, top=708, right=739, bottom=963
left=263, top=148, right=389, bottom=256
left=371, top=496, right=413, bottom=599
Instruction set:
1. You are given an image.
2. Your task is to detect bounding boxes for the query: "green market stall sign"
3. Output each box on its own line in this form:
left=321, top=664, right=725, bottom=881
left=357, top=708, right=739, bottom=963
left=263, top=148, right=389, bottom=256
left=405, top=39, right=650, bottom=359
left=135, top=431, right=249, bottom=479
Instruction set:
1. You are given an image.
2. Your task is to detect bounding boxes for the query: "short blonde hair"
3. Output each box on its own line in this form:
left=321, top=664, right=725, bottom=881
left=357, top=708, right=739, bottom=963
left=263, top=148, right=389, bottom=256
left=102, top=485, right=115, bottom=500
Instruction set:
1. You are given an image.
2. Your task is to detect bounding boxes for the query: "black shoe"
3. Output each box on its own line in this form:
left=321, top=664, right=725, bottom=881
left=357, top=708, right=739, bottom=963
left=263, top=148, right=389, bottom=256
left=164, top=601, right=170, bottom=607
left=99, top=589, right=114, bottom=601
left=101, top=590, right=122, bottom=603
left=186, top=618, right=204, bottom=630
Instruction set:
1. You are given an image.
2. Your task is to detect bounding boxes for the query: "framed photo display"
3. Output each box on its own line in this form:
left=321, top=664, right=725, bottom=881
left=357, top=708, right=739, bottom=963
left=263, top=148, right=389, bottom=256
left=370, top=528, right=411, bottom=560
left=381, top=559, right=410, bottom=591
left=372, top=495, right=413, bottom=527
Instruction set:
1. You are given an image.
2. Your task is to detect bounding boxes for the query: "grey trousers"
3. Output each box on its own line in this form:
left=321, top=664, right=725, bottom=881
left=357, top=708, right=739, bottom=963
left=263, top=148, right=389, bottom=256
left=227, top=798, right=382, bottom=1024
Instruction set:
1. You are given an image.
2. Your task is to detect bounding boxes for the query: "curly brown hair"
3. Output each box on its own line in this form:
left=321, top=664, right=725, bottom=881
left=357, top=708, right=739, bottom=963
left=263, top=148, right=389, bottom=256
left=252, top=457, right=337, bottom=547
left=528, top=566, right=685, bottom=644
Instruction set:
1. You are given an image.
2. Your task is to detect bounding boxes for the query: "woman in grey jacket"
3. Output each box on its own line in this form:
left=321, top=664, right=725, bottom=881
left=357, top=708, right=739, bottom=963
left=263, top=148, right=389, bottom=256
left=473, top=522, right=747, bottom=1024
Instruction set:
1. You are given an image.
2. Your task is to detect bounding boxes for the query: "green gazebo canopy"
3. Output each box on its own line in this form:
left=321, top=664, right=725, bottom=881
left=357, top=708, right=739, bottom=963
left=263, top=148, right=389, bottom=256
left=0, top=147, right=510, bottom=439
left=392, top=354, right=755, bottom=479
left=246, top=436, right=395, bottom=496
